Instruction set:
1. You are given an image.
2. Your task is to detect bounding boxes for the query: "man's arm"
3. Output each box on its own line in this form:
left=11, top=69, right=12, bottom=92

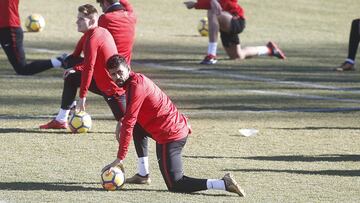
left=117, top=79, right=146, bottom=161
left=72, top=35, right=85, bottom=57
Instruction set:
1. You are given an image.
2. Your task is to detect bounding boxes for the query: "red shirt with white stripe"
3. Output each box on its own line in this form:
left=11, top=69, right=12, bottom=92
left=194, top=0, right=245, bottom=18
left=0, top=0, right=20, bottom=28
left=72, top=27, right=124, bottom=98
left=117, top=72, right=191, bottom=160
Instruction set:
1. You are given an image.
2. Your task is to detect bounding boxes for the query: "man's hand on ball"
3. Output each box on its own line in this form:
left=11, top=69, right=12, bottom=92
left=76, top=97, right=86, bottom=112
left=102, top=158, right=123, bottom=173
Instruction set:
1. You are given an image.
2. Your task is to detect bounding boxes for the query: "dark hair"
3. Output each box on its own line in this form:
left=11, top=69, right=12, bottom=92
left=96, top=0, right=119, bottom=4
left=78, top=4, right=98, bottom=17
left=107, top=54, right=128, bottom=70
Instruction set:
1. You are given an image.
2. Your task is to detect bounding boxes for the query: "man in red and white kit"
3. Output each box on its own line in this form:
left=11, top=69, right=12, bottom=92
left=102, top=54, right=245, bottom=196
left=0, top=0, right=66, bottom=75
left=184, top=0, right=286, bottom=64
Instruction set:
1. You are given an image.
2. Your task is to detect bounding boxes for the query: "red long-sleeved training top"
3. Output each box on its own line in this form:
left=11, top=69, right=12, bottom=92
left=98, top=4, right=136, bottom=64
left=72, top=27, right=124, bottom=98
left=117, top=72, right=191, bottom=160
left=0, top=0, right=20, bottom=28
left=71, top=2, right=136, bottom=65
left=194, top=0, right=245, bottom=18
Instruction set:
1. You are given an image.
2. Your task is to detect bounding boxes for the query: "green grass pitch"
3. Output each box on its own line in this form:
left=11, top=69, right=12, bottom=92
left=1, top=0, right=360, bottom=202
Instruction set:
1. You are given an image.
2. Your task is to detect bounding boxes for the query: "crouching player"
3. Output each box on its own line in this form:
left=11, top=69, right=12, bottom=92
left=184, top=0, right=286, bottom=65
left=101, top=55, right=245, bottom=196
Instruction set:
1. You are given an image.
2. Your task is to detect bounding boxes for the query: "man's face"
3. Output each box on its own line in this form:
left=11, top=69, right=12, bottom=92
left=76, top=12, right=92, bottom=33
left=108, top=64, right=130, bottom=86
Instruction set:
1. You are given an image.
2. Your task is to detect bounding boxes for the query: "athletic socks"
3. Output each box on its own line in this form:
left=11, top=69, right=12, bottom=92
left=345, top=58, right=355, bottom=65
left=256, top=46, right=271, bottom=56
left=206, top=179, right=226, bottom=190
left=55, top=108, right=70, bottom=122
left=207, top=42, right=218, bottom=56
left=50, top=58, right=62, bottom=68
left=138, top=156, right=149, bottom=176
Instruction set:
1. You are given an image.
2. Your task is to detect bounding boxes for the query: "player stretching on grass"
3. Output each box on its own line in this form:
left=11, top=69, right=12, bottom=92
left=0, top=0, right=66, bottom=75
left=40, top=0, right=136, bottom=129
left=102, top=54, right=245, bottom=196
left=40, top=1, right=151, bottom=185
left=184, top=0, right=286, bottom=65
left=40, top=4, right=126, bottom=128
left=335, top=18, right=360, bottom=71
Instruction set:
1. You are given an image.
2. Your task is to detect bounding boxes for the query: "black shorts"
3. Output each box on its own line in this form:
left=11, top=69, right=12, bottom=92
left=220, top=17, right=246, bottom=47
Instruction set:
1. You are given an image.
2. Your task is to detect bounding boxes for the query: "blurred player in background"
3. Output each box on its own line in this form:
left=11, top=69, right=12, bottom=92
left=0, top=0, right=66, bottom=75
left=39, top=1, right=151, bottom=186
left=102, top=54, right=246, bottom=197
left=184, top=0, right=286, bottom=65
left=335, top=18, right=360, bottom=71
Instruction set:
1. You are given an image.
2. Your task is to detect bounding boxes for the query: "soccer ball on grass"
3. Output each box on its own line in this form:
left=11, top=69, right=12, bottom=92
left=101, top=167, right=125, bottom=191
left=25, top=14, right=46, bottom=32
left=68, top=111, right=92, bottom=133
left=197, top=17, right=209, bottom=37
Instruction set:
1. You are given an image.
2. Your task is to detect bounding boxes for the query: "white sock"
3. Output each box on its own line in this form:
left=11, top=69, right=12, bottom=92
left=138, top=157, right=149, bottom=176
left=70, top=100, right=77, bottom=109
left=206, top=179, right=226, bottom=190
left=207, top=42, right=217, bottom=56
left=51, top=58, right=62, bottom=68
left=345, top=59, right=355, bottom=64
left=256, top=46, right=271, bottom=56
left=55, top=108, right=70, bottom=122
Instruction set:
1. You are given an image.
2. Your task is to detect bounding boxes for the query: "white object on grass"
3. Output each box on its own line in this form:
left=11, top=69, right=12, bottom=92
left=239, top=128, right=258, bottom=137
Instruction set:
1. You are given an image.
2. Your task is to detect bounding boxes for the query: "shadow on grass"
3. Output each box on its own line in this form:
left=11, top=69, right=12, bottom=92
left=271, top=126, right=360, bottom=130
left=0, top=181, right=103, bottom=191
left=0, top=128, right=66, bottom=134
left=243, top=154, right=360, bottom=162
left=0, top=182, right=229, bottom=196
left=0, top=128, right=112, bottom=135
left=184, top=154, right=360, bottom=162
left=184, top=155, right=242, bottom=159
left=226, top=168, right=360, bottom=177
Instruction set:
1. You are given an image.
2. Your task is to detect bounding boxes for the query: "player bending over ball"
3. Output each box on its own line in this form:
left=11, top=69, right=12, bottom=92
left=184, top=0, right=286, bottom=65
left=0, top=0, right=67, bottom=75
left=102, top=54, right=245, bottom=196
left=335, top=18, right=360, bottom=71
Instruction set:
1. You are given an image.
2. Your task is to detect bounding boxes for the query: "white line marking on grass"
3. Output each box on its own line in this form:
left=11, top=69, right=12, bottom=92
left=2, top=106, right=360, bottom=121
left=136, top=62, right=360, bottom=92
left=25, top=47, right=68, bottom=54
left=160, top=82, right=360, bottom=104
left=11, top=47, right=360, bottom=113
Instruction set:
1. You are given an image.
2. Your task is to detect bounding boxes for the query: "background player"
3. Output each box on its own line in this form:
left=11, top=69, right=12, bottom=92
left=184, top=0, right=286, bottom=65
left=102, top=54, right=245, bottom=196
left=335, top=18, right=360, bottom=71
left=0, top=0, right=66, bottom=75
